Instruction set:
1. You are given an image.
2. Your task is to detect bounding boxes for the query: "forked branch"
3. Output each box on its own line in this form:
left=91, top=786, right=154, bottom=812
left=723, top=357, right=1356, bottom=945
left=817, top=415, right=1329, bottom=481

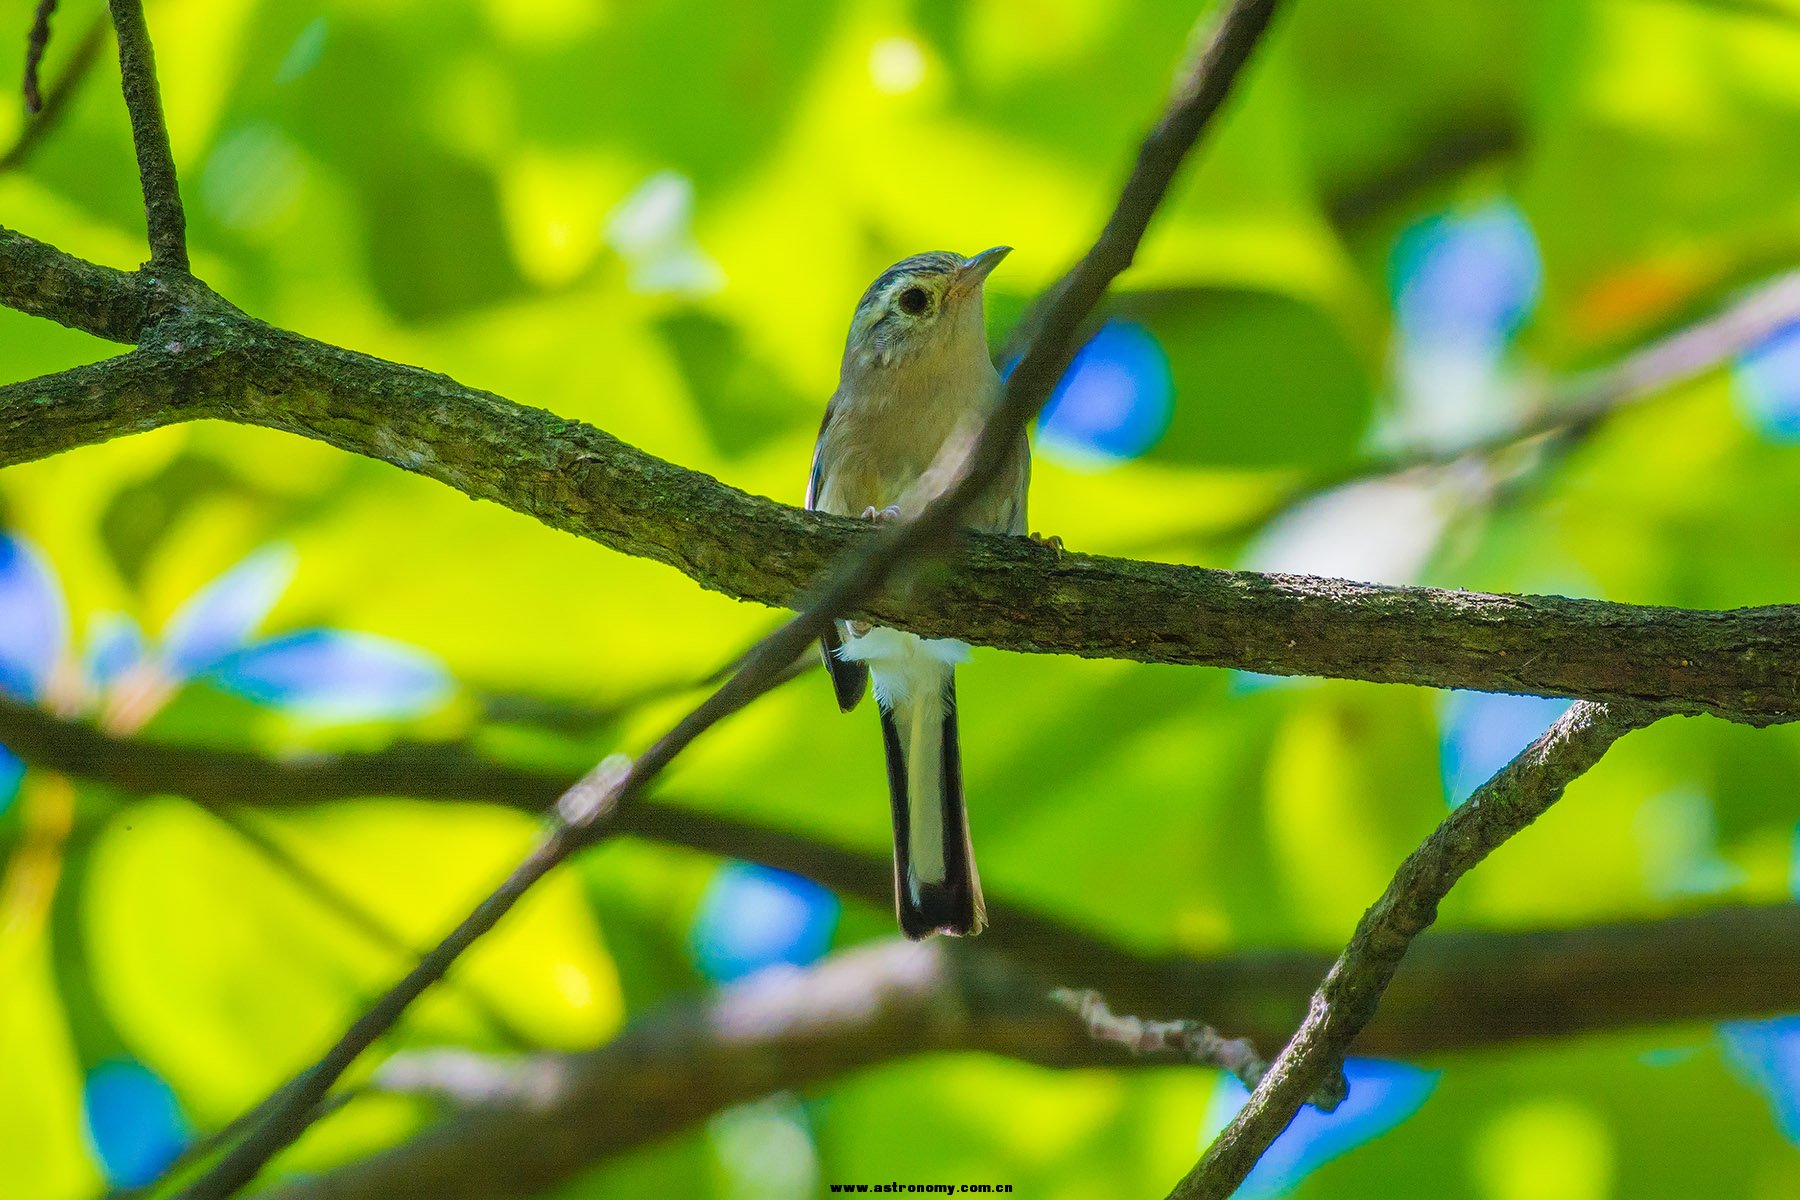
left=1167, top=700, right=1658, bottom=1199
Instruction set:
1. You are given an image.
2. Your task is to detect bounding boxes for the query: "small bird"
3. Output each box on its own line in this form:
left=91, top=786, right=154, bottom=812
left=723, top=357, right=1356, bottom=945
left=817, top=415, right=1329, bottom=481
left=806, top=247, right=1029, bottom=939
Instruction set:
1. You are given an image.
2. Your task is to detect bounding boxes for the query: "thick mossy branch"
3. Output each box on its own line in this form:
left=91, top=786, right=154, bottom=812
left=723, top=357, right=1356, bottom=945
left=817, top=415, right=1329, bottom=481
left=1, top=320, right=1796, bottom=723
left=0, top=227, right=150, bottom=338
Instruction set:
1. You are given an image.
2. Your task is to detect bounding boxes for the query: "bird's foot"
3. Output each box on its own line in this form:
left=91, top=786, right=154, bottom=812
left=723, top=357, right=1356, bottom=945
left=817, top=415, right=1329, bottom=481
left=861, top=504, right=903, bottom=522
left=1029, top=531, right=1065, bottom=556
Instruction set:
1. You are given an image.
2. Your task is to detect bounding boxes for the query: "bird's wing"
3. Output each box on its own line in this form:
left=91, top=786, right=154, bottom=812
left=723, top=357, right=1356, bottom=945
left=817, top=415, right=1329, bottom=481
left=805, top=404, right=828, bottom=511
left=808, top=396, right=870, bottom=712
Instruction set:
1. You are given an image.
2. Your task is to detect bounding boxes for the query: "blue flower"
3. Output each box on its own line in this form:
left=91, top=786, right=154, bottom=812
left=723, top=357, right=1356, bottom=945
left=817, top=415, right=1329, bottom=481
left=95, top=542, right=447, bottom=727
left=690, top=863, right=839, bottom=983
left=0, top=536, right=453, bottom=833
left=0, top=536, right=457, bottom=1185
left=157, top=545, right=298, bottom=680
left=204, top=628, right=450, bottom=721
left=1204, top=1059, right=1439, bottom=1197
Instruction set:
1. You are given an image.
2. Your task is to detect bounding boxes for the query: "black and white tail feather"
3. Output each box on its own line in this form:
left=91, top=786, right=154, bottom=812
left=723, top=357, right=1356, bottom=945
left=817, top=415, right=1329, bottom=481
left=827, top=627, right=985, bottom=938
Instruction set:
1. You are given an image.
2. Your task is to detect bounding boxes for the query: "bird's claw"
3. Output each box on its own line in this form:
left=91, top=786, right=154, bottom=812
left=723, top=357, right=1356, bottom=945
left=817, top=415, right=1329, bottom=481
left=1029, top=531, right=1064, bottom=556
left=861, top=504, right=903, bottom=522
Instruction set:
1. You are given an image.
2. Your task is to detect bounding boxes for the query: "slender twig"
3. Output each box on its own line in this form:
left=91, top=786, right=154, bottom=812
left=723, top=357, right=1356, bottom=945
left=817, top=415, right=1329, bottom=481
left=1361, top=268, right=1800, bottom=478
left=1049, top=986, right=1292, bottom=1098
left=1103, top=267, right=1800, bottom=555
left=1002, top=0, right=1281, bottom=390
left=1157, top=267, right=1800, bottom=550
left=170, top=5, right=1284, bottom=1195
left=4, top=12, right=105, bottom=173
left=1166, top=700, right=1659, bottom=1200
left=23, top=0, right=57, bottom=112
left=106, top=0, right=187, bottom=270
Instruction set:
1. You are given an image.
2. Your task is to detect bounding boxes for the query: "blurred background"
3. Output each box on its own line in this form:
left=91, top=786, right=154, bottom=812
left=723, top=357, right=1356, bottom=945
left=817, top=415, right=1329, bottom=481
left=5, top=0, right=1800, bottom=1196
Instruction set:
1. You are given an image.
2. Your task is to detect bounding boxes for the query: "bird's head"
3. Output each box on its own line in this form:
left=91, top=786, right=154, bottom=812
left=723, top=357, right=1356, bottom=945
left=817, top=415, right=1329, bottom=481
left=842, top=246, right=1011, bottom=372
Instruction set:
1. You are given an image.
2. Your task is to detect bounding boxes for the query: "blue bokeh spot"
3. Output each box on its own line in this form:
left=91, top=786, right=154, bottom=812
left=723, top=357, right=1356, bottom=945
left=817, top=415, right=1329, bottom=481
left=1789, top=820, right=1800, bottom=901
left=1227, top=670, right=1308, bottom=695
left=0, top=534, right=67, bottom=701
left=1735, top=320, right=1800, bottom=444
left=1036, top=320, right=1174, bottom=464
left=160, top=546, right=296, bottom=679
left=1207, top=1059, right=1438, bottom=1198
left=691, top=863, right=838, bottom=983
left=1723, top=1017, right=1800, bottom=1145
left=85, top=614, right=145, bottom=691
left=81, top=1060, right=189, bottom=1188
left=1392, top=201, right=1540, bottom=348
left=207, top=629, right=451, bottom=720
left=0, top=744, right=23, bottom=818
left=1439, top=691, right=1571, bottom=805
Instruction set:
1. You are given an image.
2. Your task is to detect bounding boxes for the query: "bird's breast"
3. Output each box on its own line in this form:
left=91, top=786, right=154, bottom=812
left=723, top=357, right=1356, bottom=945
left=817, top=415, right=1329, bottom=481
left=817, top=370, right=998, bottom=520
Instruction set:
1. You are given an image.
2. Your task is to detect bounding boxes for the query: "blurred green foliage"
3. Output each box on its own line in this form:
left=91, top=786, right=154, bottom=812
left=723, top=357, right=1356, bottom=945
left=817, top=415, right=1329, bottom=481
left=6, top=0, right=1800, bottom=1196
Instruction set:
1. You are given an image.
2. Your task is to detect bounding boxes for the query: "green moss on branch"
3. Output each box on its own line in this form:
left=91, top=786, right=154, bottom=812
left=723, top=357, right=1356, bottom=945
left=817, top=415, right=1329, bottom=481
left=1, top=321, right=1797, bottom=723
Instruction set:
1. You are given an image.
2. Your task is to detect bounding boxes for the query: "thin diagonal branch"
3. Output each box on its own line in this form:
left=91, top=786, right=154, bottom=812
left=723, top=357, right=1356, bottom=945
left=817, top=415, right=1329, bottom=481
left=1167, top=699, right=1659, bottom=1200
left=106, top=0, right=187, bottom=270
left=171, top=4, right=1286, bottom=1195
left=204, top=808, right=539, bottom=1052
left=1003, top=0, right=1280, bottom=389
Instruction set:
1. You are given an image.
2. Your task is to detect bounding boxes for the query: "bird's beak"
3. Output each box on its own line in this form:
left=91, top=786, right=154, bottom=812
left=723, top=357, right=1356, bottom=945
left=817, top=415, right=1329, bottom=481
left=950, top=245, right=1012, bottom=298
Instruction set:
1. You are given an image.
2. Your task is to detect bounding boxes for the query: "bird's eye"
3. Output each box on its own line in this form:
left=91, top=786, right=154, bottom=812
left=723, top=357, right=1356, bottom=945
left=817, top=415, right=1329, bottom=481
left=897, top=286, right=930, bottom=316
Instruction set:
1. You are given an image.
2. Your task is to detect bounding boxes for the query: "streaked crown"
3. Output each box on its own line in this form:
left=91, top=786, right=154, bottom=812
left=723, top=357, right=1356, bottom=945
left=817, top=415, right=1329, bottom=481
left=844, top=247, right=1011, bottom=367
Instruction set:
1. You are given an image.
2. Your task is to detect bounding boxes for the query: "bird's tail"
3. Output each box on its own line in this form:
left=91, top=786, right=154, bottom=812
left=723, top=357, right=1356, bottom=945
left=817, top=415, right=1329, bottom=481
left=875, top=664, right=985, bottom=938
